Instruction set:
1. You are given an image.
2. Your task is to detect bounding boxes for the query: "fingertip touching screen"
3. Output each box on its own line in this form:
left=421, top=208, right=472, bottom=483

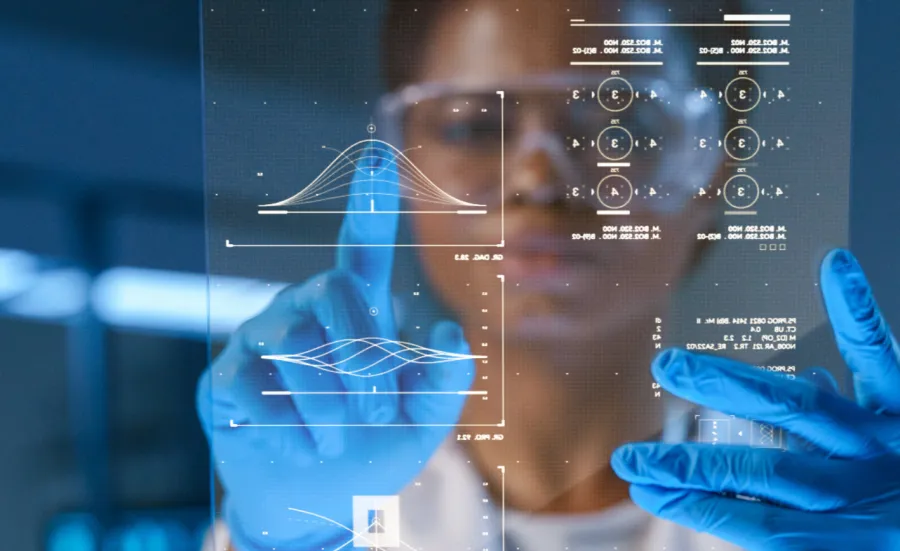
left=201, top=1, right=853, bottom=550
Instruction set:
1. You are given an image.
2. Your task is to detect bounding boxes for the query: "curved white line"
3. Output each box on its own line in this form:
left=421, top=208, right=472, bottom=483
left=265, top=338, right=478, bottom=365
left=260, top=138, right=485, bottom=208
left=262, top=338, right=481, bottom=377
left=286, top=508, right=419, bottom=551
left=275, top=160, right=462, bottom=207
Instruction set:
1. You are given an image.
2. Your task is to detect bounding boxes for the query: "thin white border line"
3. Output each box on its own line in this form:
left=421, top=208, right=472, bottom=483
left=226, top=240, right=505, bottom=248
left=571, top=23, right=790, bottom=27
left=724, top=14, right=790, bottom=22
left=230, top=422, right=503, bottom=427
left=698, top=61, right=790, bottom=66
left=258, top=210, right=488, bottom=215
left=261, top=390, right=489, bottom=396
left=499, top=274, right=505, bottom=426
left=570, top=61, right=663, bottom=66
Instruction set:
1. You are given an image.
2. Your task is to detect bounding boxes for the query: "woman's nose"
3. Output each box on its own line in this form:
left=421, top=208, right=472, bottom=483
left=507, top=129, right=577, bottom=206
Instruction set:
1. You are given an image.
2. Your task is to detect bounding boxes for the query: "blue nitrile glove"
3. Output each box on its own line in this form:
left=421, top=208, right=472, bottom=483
left=612, top=249, right=900, bottom=550
left=196, top=143, right=475, bottom=551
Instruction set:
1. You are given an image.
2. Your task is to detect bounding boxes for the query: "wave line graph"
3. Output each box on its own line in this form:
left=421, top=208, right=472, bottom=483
left=259, top=139, right=486, bottom=214
left=261, top=337, right=486, bottom=377
left=229, top=275, right=506, bottom=428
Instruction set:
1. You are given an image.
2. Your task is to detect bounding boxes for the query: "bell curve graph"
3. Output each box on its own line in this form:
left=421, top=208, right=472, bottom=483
left=223, top=91, right=506, bottom=248
left=257, top=139, right=486, bottom=215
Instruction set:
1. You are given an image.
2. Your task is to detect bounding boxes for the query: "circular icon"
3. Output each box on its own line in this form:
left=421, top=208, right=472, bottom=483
left=366, top=123, right=377, bottom=134
left=368, top=307, right=379, bottom=316
left=724, top=126, right=761, bottom=161
left=596, top=175, right=634, bottom=210
left=597, top=77, right=635, bottom=112
left=597, top=126, right=634, bottom=161
left=723, top=175, right=760, bottom=210
left=725, top=77, right=762, bottom=113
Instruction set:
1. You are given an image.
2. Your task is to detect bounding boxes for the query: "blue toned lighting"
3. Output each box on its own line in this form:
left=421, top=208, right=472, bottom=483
left=48, top=519, right=97, bottom=551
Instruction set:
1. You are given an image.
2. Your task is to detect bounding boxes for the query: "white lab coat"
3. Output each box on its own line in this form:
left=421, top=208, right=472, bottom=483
left=397, top=439, right=742, bottom=551
left=204, top=401, right=745, bottom=551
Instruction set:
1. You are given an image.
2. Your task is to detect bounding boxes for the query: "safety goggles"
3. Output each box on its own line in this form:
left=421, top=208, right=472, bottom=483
left=376, top=71, right=726, bottom=212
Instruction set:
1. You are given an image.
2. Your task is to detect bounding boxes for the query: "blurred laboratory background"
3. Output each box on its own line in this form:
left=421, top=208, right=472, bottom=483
left=0, top=1, right=898, bottom=549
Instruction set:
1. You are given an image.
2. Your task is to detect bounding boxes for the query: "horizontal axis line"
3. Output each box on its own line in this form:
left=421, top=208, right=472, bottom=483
left=258, top=210, right=487, bottom=215
left=262, top=390, right=489, bottom=396
left=571, top=23, right=789, bottom=27
left=229, top=423, right=504, bottom=427
left=225, top=243, right=505, bottom=248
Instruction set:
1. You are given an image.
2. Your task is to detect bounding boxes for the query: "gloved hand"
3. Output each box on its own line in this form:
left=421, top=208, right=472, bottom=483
left=196, top=144, right=475, bottom=551
left=612, top=249, right=900, bottom=550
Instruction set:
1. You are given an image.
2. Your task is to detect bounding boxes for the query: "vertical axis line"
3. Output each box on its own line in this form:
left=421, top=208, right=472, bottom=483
left=499, top=275, right=505, bottom=426
left=499, top=465, right=506, bottom=551
left=498, top=91, right=506, bottom=246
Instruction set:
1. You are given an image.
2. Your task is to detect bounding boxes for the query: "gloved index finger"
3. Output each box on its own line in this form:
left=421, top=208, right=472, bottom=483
left=309, top=271, right=400, bottom=424
left=336, top=140, right=401, bottom=295
left=820, top=249, right=900, bottom=414
left=612, top=443, right=869, bottom=512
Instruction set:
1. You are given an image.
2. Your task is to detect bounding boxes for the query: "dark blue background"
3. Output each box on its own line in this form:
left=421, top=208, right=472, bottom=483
left=0, top=1, right=896, bottom=549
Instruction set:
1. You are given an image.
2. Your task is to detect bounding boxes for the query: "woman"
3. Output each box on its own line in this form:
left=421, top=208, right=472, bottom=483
left=199, top=1, right=900, bottom=550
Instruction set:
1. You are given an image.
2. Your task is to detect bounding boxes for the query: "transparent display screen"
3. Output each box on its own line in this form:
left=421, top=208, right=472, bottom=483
left=202, top=1, right=853, bottom=549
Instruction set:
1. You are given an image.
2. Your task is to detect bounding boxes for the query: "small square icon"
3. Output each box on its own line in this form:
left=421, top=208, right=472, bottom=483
left=779, top=244, right=787, bottom=251
left=353, top=496, right=400, bottom=548
left=759, top=244, right=767, bottom=251
left=769, top=244, right=777, bottom=251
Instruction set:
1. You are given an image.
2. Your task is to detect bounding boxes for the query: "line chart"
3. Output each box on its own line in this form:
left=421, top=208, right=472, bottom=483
left=229, top=275, right=506, bottom=428
left=259, top=139, right=486, bottom=214
left=224, top=91, right=506, bottom=248
left=261, top=337, right=487, bottom=377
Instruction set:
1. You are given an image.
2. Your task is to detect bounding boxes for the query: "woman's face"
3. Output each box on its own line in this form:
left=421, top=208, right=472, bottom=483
left=401, top=0, right=720, bottom=344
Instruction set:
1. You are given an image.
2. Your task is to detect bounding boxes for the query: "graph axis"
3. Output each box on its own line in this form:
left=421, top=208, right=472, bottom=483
left=224, top=91, right=506, bottom=249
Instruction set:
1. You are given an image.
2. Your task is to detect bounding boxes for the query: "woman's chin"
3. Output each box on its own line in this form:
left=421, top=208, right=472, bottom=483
left=506, top=295, right=654, bottom=344
left=503, top=253, right=601, bottom=284
left=508, top=310, right=604, bottom=342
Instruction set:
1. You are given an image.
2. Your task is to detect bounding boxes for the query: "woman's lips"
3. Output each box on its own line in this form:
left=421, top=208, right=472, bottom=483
left=504, top=230, right=601, bottom=256
left=502, top=233, right=600, bottom=281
